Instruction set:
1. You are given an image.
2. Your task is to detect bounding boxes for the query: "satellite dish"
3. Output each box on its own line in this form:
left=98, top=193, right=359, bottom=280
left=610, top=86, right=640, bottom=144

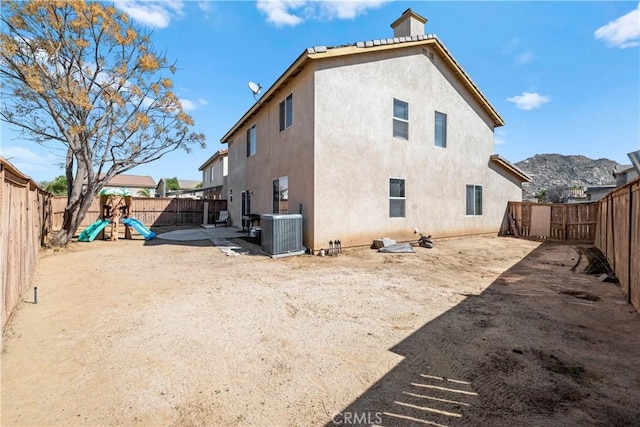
left=248, top=81, right=262, bottom=104
left=248, top=81, right=261, bottom=95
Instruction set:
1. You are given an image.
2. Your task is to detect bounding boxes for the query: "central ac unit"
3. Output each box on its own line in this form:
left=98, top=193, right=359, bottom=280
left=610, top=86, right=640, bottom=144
left=260, top=214, right=304, bottom=258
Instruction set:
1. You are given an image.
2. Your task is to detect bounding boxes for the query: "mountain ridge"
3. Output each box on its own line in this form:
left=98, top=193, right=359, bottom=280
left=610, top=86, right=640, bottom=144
left=514, top=154, right=621, bottom=201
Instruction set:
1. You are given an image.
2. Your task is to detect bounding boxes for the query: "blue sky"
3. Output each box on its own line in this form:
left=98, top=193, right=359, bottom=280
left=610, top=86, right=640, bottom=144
left=1, top=1, right=639, bottom=184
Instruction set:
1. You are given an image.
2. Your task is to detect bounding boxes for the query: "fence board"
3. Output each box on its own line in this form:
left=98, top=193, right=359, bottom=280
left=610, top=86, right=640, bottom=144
left=1, top=159, right=50, bottom=328
left=594, top=178, right=639, bottom=312
left=52, top=196, right=227, bottom=230
left=503, top=202, right=598, bottom=242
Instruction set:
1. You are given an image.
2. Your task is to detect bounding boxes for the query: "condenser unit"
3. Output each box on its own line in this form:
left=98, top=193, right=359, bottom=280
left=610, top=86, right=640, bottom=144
left=260, top=214, right=304, bottom=258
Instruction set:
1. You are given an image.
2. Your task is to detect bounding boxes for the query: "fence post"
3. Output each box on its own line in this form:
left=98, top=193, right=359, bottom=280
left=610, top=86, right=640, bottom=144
left=563, top=204, right=568, bottom=241
left=628, top=185, right=633, bottom=304
left=610, top=196, right=615, bottom=271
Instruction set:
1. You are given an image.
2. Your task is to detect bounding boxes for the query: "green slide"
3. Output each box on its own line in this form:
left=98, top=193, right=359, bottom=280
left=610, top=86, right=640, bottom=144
left=77, top=219, right=110, bottom=242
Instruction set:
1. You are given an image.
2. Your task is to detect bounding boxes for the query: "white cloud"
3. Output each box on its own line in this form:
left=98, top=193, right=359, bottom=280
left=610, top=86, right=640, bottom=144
left=198, top=1, right=214, bottom=19
left=256, top=0, right=304, bottom=27
left=256, top=0, right=388, bottom=27
left=507, top=92, right=551, bottom=110
left=494, top=131, right=507, bottom=146
left=515, top=51, right=534, bottom=65
left=319, top=0, right=387, bottom=20
left=0, top=146, right=56, bottom=176
left=115, top=0, right=185, bottom=29
left=500, top=37, right=520, bottom=55
left=595, top=3, right=640, bottom=49
left=179, top=97, right=208, bottom=112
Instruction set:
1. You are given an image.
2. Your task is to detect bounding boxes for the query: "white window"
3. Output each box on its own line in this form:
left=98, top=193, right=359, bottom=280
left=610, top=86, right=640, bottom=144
left=389, top=178, right=405, bottom=217
left=393, top=99, right=409, bottom=140
left=435, top=111, right=447, bottom=148
left=246, top=124, right=256, bottom=157
left=273, top=176, right=288, bottom=213
left=466, top=185, right=483, bottom=216
left=209, top=165, right=214, bottom=182
left=279, top=93, right=293, bottom=131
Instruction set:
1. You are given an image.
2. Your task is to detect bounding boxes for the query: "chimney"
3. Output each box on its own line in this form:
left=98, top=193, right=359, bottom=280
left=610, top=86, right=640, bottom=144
left=391, top=8, right=427, bottom=38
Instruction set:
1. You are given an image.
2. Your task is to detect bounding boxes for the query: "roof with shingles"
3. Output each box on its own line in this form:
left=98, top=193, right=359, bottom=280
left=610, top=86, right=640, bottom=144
left=100, top=174, right=156, bottom=188
left=177, top=179, right=201, bottom=190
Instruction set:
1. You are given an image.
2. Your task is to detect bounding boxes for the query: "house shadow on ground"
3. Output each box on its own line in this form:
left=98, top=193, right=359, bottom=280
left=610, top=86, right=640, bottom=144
left=142, top=225, right=267, bottom=256
left=326, top=242, right=639, bottom=427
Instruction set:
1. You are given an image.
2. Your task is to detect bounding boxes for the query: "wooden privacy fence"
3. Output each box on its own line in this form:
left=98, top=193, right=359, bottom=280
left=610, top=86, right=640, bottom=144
left=503, top=202, right=599, bottom=242
left=594, top=178, right=639, bottom=311
left=52, top=196, right=227, bottom=230
left=1, top=158, right=51, bottom=328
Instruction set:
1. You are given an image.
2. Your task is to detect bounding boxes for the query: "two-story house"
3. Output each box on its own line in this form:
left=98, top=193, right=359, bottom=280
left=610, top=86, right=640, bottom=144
left=221, top=9, right=530, bottom=251
left=198, top=149, right=228, bottom=199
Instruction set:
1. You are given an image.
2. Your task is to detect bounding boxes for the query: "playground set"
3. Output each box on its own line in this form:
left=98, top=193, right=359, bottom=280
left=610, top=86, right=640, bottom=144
left=78, top=189, right=156, bottom=242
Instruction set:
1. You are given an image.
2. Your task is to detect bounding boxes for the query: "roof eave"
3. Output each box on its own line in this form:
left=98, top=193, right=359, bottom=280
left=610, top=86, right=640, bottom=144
left=220, top=37, right=505, bottom=143
left=490, top=154, right=531, bottom=183
left=199, top=149, right=229, bottom=171
left=220, top=51, right=311, bottom=144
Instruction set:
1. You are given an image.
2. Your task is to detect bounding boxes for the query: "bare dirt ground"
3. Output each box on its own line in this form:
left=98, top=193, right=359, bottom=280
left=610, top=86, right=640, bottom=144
left=2, top=229, right=639, bottom=427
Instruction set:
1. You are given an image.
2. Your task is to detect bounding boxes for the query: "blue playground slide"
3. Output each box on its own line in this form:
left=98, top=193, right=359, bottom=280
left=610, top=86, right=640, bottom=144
left=78, top=219, right=110, bottom=242
left=121, top=217, right=156, bottom=240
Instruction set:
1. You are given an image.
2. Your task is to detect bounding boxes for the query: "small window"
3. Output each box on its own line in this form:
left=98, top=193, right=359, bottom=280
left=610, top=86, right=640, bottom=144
left=209, top=165, right=214, bottom=182
left=279, top=93, right=293, bottom=131
left=246, top=124, right=256, bottom=157
left=393, top=99, right=409, bottom=140
left=273, top=176, right=288, bottom=213
left=389, top=178, right=406, bottom=217
left=466, top=185, right=483, bottom=216
left=435, top=111, right=447, bottom=148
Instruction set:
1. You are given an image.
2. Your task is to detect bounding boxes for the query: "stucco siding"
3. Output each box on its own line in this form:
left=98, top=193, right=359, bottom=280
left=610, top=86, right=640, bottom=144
left=226, top=66, right=316, bottom=243
left=226, top=140, right=246, bottom=226
left=312, top=47, right=519, bottom=249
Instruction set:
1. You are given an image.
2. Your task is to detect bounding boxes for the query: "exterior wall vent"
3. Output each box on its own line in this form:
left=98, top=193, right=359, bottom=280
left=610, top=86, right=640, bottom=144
left=422, top=48, right=434, bottom=60
left=260, top=214, right=305, bottom=258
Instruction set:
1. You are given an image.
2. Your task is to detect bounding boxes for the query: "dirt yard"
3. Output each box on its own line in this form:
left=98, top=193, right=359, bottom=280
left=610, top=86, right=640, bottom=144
left=2, top=230, right=639, bottom=426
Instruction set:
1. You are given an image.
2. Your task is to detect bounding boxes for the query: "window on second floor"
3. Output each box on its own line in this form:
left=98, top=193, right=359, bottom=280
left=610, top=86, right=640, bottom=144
left=209, top=165, right=214, bottom=182
left=393, top=99, right=409, bottom=140
left=435, top=111, right=447, bottom=148
left=279, top=93, right=293, bottom=131
left=246, top=124, right=256, bottom=157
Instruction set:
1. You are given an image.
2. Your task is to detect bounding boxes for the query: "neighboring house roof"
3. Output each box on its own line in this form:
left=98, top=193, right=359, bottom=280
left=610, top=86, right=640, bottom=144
left=100, top=173, right=156, bottom=188
left=490, top=155, right=532, bottom=183
left=563, top=188, right=587, bottom=199
left=221, top=33, right=504, bottom=144
left=177, top=179, right=201, bottom=190
left=585, top=184, right=616, bottom=193
left=613, top=164, right=635, bottom=176
left=199, top=149, right=228, bottom=171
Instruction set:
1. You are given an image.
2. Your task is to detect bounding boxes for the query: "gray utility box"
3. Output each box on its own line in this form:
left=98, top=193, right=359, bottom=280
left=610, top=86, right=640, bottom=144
left=260, top=214, right=304, bottom=258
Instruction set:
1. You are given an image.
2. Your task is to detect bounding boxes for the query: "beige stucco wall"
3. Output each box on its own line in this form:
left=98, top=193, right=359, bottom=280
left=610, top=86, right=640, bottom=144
left=226, top=66, right=316, bottom=241
left=312, top=46, right=522, bottom=249
left=201, top=155, right=228, bottom=199
left=225, top=44, right=523, bottom=250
